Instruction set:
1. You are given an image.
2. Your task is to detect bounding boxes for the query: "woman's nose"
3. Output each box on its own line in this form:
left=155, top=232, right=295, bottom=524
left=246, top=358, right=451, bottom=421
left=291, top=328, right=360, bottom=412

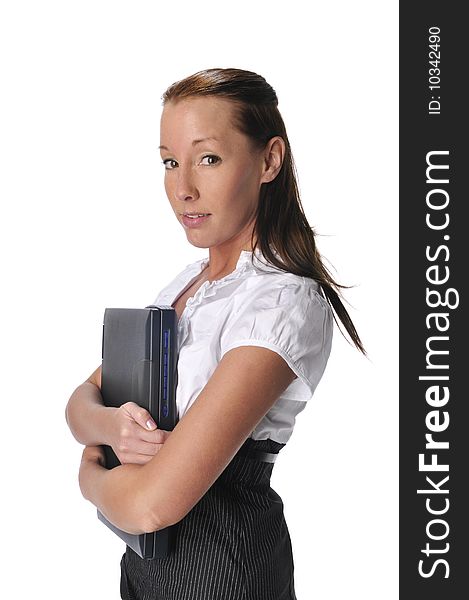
left=174, top=164, right=198, bottom=202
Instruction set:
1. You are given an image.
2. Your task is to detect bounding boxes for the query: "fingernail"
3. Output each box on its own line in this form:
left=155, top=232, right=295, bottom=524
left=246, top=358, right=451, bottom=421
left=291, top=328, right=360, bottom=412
left=146, top=419, right=156, bottom=429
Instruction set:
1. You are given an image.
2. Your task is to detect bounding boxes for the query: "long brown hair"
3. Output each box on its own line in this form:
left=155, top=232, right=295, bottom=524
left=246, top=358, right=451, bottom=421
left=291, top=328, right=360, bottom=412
left=162, top=67, right=366, bottom=355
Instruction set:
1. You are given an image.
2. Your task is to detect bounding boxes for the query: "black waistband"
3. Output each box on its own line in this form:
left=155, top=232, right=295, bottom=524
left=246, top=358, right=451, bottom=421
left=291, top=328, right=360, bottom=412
left=235, top=437, right=285, bottom=464
left=236, top=448, right=279, bottom=463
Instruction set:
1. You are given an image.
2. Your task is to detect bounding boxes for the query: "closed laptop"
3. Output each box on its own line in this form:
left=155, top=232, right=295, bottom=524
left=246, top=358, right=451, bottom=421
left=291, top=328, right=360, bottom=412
left=97, top=305, right=179, bottom=559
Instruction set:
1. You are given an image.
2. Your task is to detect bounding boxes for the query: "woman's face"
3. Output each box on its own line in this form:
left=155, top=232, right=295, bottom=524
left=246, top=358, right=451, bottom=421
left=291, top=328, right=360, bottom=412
left=159, top=96, right=266, bottom=251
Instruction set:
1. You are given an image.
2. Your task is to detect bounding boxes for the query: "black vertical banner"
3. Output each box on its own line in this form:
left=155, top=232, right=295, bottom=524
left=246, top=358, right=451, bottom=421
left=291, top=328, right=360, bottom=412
left=400, top=3, right=467, bottom=598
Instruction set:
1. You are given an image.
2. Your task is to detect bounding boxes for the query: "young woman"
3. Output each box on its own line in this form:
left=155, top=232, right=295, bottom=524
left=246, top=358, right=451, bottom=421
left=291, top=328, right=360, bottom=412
left=65, top=67, right=365, bottom=600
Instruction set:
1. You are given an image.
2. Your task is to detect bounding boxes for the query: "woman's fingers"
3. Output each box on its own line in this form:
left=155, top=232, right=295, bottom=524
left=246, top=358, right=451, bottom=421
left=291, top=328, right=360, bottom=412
left=137, top=427, right=171, bottom=444
left=119, top=450, right=164, bottom=465
left=114, top=428, right=172, bottom=464
left=117, top=441, right=168, bottom=465
left=122, top=401, right=157, bottom=431
left=109, top=402, right=172, bottom=464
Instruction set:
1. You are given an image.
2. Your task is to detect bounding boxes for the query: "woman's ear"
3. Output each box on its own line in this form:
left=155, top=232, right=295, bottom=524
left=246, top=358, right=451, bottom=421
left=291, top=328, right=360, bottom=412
left=260, top=136, right=286, bottom=184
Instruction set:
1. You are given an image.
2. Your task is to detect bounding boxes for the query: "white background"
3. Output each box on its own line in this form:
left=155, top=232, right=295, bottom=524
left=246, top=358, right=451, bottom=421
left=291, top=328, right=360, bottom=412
left=0, top=1, right=398, bottom=598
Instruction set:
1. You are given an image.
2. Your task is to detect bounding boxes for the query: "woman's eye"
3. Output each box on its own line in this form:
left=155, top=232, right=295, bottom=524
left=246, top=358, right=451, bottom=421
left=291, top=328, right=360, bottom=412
left=162, top=159, right=177, bottom=170
left=161, top=155, right=220, bottom=170
left=200, top=154, right=221, bottom=166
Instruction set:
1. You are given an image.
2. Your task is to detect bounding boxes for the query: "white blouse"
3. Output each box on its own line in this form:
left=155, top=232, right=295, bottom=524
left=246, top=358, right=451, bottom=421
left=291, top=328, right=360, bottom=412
left=151, top=247, right=333, bottom=444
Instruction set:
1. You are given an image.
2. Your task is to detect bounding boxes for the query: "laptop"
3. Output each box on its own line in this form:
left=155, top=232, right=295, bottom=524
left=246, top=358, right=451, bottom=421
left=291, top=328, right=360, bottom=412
left=97, top=305, right=179, bottom=559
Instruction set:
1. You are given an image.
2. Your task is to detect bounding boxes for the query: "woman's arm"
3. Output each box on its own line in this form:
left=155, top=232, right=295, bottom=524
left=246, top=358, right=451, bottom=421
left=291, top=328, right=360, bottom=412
left=67, top=365, right=170, bottom=465
left=78, top=345, right=297, bottom=535
left=65, top=366, right=117, bottom=446
left=79, top=446, right=154, bottom=534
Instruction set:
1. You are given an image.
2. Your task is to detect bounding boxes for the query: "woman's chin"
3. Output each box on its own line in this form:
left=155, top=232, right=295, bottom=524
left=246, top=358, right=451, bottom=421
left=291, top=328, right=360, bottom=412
left=184, top=235, right=211, bottom=250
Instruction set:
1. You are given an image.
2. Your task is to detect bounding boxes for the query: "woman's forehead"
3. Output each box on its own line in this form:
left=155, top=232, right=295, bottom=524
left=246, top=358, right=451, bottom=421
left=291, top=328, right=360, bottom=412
left=160, top=97, right=243, bottom=145
left=162, top=96, right=238, bottom=126
left=164, top=94, right=235, bottom=111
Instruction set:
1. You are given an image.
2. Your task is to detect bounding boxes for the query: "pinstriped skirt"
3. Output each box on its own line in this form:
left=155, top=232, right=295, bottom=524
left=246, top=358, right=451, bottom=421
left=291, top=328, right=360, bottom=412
left=120, top=437, right=297, bottom=600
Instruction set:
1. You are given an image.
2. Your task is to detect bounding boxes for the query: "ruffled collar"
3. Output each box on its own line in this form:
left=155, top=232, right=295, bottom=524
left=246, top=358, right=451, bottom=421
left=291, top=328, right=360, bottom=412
left=193, top=247, right=285, bottom=298
left=161, top=246, right=285, bottom=307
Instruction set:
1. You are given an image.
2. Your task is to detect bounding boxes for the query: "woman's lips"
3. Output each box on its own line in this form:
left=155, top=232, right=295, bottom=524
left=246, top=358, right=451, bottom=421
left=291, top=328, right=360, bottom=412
left=181, top=214, right=211, bottom=228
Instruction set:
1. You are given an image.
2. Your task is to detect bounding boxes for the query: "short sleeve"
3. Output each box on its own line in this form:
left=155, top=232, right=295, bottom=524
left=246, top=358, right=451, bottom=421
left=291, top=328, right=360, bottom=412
left=220, top=281, right=333, bottom=400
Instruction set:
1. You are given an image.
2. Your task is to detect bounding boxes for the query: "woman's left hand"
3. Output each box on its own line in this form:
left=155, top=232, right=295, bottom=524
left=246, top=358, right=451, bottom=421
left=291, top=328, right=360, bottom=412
left=81, top=444, right=106, bottom=468
left=79, top=445, right=106, bottom=501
